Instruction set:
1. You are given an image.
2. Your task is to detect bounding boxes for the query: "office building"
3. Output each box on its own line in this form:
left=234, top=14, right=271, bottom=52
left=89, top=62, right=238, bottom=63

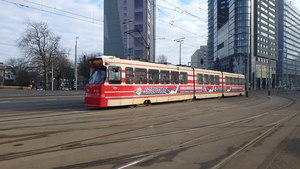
left=190, top=46, right=207, bottom=69
left=207, top=0, right=300, bottom=90
left=277, top=1, right=300, bottom=89
left=104, top=0, right=156, bottom=62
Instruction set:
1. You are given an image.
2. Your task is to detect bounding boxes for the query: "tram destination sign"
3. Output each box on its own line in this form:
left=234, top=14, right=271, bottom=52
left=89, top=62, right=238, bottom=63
left=88, top=58, right=103, bottom=67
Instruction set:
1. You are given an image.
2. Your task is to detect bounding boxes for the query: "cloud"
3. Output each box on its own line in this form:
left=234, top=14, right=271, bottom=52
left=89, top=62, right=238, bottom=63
left=0, top=0, right=208, bottom=65
left=0, top=0, right=103, bottom=63
left=1, top=0, right=299, bottom=66
left=156, top=0, right=208, bottom=65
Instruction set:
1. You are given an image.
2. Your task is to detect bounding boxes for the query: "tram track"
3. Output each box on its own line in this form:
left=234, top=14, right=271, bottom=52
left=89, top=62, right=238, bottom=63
left=0, top=95, right=295, bottom=166
left=113, top=111, right=299, bottom=169
left=0, top=95, right=271, bottom=147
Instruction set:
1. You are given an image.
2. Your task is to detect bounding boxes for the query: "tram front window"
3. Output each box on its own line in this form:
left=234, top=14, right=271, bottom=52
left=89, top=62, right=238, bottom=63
left=89, top=69, right=106, bottom=84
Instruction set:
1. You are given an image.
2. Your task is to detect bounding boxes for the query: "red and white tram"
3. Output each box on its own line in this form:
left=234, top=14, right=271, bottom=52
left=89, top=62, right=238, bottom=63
left=85, top=56, right=245, bottom=107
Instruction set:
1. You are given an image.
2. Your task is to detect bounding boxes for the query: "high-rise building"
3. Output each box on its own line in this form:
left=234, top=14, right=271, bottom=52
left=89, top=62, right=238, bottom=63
left=190, top=46, right=207, bottom=69
left=207, top=0, right=300, bottom=90
left=104, top=0, right=156, bottom=62
left=278, top=1, right=300, bottom=90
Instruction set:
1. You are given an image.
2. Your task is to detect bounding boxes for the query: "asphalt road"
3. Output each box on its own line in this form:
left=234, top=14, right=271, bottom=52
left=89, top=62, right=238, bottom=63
left=0, top=89, right=299, bottom=169
left=0, top=89, right=86, bottom=111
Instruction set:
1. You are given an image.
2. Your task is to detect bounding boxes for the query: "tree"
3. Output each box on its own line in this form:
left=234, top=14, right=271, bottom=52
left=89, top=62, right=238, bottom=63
left=52, top=49, right=73, bottom=90
left=5, top=57, right=39, bottom=86
left=157, top=55, right=168, bottom=63
left=17, top=20, right=62, bottom=90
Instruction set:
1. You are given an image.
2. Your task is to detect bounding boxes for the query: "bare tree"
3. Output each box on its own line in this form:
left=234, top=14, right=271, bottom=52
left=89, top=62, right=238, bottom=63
left=5, top=57, right=39, bottom=86
left=17, top=20, right=62, bottom=90
left=157, top=54, right=168, bottom=63
left=52, top=49, right=73, bottom=89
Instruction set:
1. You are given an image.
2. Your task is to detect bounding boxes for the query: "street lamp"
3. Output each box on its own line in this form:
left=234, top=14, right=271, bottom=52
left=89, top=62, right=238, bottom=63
left=75, top=37, right=79, bottom=91
left=123, top=19, right=133, bottom=59
left=174, top=37, right=185, bottom=65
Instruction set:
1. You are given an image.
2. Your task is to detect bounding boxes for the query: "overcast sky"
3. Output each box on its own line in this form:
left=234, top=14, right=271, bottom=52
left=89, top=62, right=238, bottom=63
left=1, top=0, right=300, bottom=65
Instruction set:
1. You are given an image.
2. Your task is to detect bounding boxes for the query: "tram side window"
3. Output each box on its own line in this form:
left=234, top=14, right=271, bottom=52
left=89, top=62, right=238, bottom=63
left=148, top=69, right=159, bottom=84
left=135, top=68, right=147, bottom=84
left=171, top=71, right=179, bottom=84
left=225, top=76, right=230, bottom=85
left=108, top=66, right=122, bottom=84
left=197, top=74, right=203, bottom=84
left=215, top=75, right=220, bottom=85
left=125, top=67, right=134, bottom=84
left=204, top=74, right=209, bottom=84
left=231, top=77, right=234, bottom=85
left=233, top=77, right=237, bottom=85
left=160, top=70, right=170, bottom=84
left=239, top=78, right=244, bottom=85
left=210, top=75, right=214, bottom=85
left=179, top=72, right=187, bottom=84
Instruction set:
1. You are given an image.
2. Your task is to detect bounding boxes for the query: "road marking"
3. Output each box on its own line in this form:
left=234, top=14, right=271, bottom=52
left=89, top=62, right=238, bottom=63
left=46, top=99, right=58, bottom=101
left=0, top=101, right=10, bottom=104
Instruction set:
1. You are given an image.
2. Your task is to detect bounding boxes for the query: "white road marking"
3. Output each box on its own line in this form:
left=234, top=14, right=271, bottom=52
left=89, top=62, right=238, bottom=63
left=46, top=99, right=58, bottom=101
left=36, top=103, right=50, bottom=105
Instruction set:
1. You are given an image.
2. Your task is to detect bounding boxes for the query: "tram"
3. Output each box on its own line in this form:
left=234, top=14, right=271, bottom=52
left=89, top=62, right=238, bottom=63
left=85, top=56, right=245, bottom=107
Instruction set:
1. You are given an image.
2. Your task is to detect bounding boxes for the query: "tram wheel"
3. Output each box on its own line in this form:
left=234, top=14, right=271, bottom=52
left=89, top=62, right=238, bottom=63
left=144, top=100, right=152, bottom=106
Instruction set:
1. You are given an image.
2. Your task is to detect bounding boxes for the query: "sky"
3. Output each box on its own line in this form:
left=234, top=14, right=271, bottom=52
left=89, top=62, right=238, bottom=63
left=0, top=0, right=300, bottom=66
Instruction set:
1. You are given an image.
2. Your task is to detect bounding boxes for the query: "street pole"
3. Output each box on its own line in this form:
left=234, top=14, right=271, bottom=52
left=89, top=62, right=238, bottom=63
left=179, top=41, right=182, bottom=65
left=123, top=19, right=133, bottom=59
left=268, top=54, right=271, bottom=96
left=174, top=37, right=184, bottom=65
left=75, top=37, right=79, bottom=91
left=245, top=26, right=250, bottom=97
left=51, top=55, right=54, bottom=91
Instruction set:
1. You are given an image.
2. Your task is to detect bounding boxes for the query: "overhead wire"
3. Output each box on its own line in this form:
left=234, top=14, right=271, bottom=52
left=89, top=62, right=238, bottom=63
left=23, top=0, right=102, bottom=23
left=1, top=0, right=103, bottom=25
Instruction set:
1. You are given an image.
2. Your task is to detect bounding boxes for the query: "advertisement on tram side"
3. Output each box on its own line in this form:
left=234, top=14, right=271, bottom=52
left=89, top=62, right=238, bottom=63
left=134, top=85, right=244, bottom=96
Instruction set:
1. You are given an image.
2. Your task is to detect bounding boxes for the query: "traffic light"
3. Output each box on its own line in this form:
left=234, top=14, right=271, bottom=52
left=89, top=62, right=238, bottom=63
left=216, top=57, right=219, bottom=63
left=200, top=58, right=204, bottom=64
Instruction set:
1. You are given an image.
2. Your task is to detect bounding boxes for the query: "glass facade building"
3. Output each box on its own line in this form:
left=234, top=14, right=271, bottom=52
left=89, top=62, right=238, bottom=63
left=278, top=1, right=300, bottom=89
left=207, top=0, right=300, bottom=90
left=104, top=0, right=155, bottom=62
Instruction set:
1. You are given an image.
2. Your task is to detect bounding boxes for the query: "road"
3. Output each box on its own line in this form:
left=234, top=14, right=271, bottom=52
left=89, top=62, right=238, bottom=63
left=0, top=89, right=299, bottom=169
left=0, top=89, right=86, bottom=111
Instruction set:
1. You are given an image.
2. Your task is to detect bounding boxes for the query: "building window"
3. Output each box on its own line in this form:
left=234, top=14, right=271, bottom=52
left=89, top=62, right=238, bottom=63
left=134, top=24, right=143, bottom=32
left=135, top=0, right=143, bottom=8
left=135, top=12, right=143, bottom=21
left=134, top=50, right=143, bottom=57
left=134, top=37, right=143, bottom=47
